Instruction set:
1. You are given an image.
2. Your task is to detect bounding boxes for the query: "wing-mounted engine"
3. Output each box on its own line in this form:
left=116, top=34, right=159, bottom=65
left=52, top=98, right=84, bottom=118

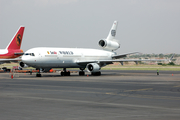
left=86, top=63, right=101, bottom=72
left=98, top=21, right=120, bottom=51
left=41, top=68, right=51, bottom=72
left=19, top=62, right=29, bottom=68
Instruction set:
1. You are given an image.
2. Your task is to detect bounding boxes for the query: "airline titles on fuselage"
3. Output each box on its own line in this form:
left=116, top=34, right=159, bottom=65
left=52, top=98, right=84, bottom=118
left=47, top=51, right=74, bottom=55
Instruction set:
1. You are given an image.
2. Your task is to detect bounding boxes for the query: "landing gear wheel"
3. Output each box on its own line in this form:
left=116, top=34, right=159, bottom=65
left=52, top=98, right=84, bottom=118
left=61, top=71, right=64, bottom=76
left=36, top=73, right=41, bottom=77
left=66, top=71, right=70, bottom=76
left=91, top=71, right=101, bottom=76
left=79, top=71, right=85, bottom=76
left=61, top=71, right=70, bottom=76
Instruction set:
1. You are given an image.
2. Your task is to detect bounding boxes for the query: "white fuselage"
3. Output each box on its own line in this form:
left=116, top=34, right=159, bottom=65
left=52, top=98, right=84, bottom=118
left=22, top=47, right=115, bottom=69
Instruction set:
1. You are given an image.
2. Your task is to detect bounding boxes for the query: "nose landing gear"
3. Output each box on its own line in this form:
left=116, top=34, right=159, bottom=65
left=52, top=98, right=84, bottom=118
left=36, top=68, right=41, bottom=77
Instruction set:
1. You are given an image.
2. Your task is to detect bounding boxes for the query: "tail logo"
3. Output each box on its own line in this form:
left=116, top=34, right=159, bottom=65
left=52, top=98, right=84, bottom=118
left=111, top=30, right=116, bottom=37
left=16, top=34, right=22, bottom=46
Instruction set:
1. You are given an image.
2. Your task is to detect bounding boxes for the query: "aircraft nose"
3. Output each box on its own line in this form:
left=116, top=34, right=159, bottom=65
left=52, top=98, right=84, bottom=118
left=21, top=55, right=27, bottom=62
left=21, top=55, right=31, bottom=63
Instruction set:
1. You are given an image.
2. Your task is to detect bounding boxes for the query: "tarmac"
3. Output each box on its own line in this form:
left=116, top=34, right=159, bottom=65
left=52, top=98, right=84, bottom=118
left=0, top=70, right=180, bottom=120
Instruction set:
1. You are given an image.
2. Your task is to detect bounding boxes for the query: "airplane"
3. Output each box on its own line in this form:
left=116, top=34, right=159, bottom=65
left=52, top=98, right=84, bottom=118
left=19, top=21, right=170, bottom=77
left=0, top=26, right=25, bottom=64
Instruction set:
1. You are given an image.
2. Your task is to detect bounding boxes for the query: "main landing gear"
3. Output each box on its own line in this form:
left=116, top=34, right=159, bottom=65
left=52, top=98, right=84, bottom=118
left=60, top=68, right=85, bottom=76
left=79, top=71, right=85, bottom=76
left=60, top=68, right=101, bottom=76
left=79, top=68, right=85, bottom=76
left=61, top=68, right=70, bottom=76
left=91, top=71, right=101, bottom=76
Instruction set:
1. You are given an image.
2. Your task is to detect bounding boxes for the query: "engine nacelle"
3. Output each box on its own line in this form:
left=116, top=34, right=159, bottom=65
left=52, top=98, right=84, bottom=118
left=99, top=39, right=120, bottom=51
left=41, top=68, right=51, bottom=72
left=19, top=62, right=29, bottom=68
left=86, top=63, right=101, bottom=72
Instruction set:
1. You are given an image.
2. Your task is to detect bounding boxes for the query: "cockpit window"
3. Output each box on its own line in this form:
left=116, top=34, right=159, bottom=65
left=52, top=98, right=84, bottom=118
left=24, top=53, right=35, bottom=56
left=31, top=53, right=35, bottom=56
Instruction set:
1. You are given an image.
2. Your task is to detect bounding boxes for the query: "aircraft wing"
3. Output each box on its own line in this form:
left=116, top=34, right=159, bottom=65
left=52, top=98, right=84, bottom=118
left=76, top=54, right=174, bottom=65
left=101, top=59, right=168, bottom=62
left=76, top=59, right=168, bottom=65
left=112, top=52, right=139, bottom=59
left=100, top=59, right=168, bottom=65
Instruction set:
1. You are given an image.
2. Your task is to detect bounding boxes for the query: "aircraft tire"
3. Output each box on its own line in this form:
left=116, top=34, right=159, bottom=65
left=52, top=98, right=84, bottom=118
left=79, top=71, right=85, bottom=76
left=61, top=71, right=70, bottom=76
left=67, top=71, right=70, bottom=76
left=91, top=71, right=101, bottom=76
left=61, top=72, right=64, bottom=76
left=36, top=73, right=41, bottom=77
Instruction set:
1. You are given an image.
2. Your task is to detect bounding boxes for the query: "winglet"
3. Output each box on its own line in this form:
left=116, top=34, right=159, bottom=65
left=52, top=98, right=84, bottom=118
left=6, top=26, right=25, bottom=50
left=169, top=54, right=175, bottom=62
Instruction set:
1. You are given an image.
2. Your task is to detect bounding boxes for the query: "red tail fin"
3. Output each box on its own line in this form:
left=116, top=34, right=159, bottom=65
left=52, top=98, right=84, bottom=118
left=6, top=26, right=25, bottom=50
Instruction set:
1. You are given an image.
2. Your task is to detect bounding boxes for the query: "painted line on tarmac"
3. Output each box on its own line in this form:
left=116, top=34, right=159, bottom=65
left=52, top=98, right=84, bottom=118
left=1, top=85, right=180, bottom=101
left=1, top=94, right=180, bottom=112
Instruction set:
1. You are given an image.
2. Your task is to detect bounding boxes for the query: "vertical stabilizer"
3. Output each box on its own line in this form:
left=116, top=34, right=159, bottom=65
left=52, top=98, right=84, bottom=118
left=98, top=21, right=120, bottom=51
left=6, top=26, right=25, bottom=50
left=106, top=21, right=118, bottom=40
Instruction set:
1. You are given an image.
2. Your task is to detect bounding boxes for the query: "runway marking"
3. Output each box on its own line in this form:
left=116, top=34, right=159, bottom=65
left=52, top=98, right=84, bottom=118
left=2, top=85, right=180, bottom=101
left=173, top=85, right=180, bottom=87
left=106, top=88, right=153, bottom=95
left=1, top=94, right=180, bottom=112
left=6, top=83, right=119, bottom=91
left=124, top=88, right=153, bottom=92
left=116, top=93, right=180, bottom=100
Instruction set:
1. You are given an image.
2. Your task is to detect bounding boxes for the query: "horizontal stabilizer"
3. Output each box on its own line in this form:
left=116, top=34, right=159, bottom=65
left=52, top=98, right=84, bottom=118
left=14, top=52, right=24, bottom=55
left=0, top=58, right=21, bottom=63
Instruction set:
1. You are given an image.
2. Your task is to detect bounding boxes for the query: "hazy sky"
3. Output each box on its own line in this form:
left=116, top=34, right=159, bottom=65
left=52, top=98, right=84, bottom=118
left=0, top=0, right=180, bottom=54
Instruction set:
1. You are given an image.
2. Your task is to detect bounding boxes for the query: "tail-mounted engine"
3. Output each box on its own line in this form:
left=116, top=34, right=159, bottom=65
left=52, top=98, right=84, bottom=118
left=98, top=21, right=120, bottom=51
left=99, top=39, right=120, bottom=51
